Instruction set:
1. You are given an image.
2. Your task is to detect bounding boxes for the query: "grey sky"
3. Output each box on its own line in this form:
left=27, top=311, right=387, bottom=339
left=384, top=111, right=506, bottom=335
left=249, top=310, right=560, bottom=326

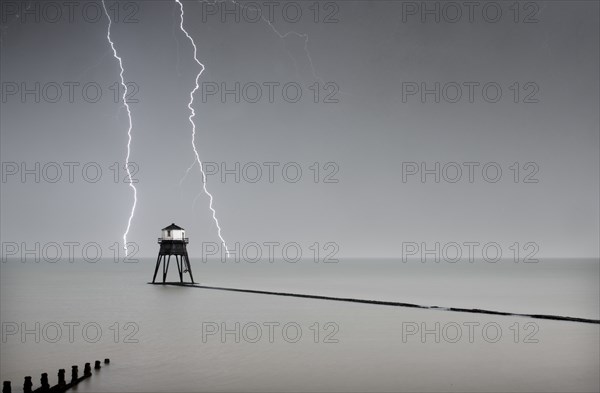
left=1, top=0, right=598, bottom=259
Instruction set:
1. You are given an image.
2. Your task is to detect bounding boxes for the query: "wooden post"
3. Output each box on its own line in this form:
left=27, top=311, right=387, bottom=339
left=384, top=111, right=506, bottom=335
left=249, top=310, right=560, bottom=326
left=57, top=369, right=66, bottom=387
left=23, top=376, right=32, bottom=393
left=10, top=360, right=109, bottom=393
left=71, top=366, right=78, bottom=383
left=40, top=373, right=50, bottom=392
left=84, top=363, right=91, bottom=377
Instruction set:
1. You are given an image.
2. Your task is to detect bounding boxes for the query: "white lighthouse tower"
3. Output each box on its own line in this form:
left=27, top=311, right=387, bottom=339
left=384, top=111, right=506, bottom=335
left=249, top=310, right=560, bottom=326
left=152, top=223, right=195, bottom=284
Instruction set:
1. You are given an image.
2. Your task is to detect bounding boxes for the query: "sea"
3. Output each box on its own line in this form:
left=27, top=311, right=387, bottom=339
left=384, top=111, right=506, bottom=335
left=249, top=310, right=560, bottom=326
left=1, top=258, right=599, bottom=392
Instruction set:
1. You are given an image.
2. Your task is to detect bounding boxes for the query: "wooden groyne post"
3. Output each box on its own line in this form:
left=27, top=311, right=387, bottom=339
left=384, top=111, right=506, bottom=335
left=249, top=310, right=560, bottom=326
left=2, top=359, right=110, bottom=393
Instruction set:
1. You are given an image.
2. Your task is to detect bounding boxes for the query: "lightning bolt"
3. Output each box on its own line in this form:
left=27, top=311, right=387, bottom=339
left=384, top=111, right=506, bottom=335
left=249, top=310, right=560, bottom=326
left=177, top=0, right=344, bottom=256
left=196, top=0, right=323, bottom=83
left=101, top=0, right=137, bottom=256
left=227, top=0, right=359, bottom=100
left=228, top=0, right=323, bottom=83
left=176, top=0, right=230, bottom=255
left=178, top=0, right=325, bottom=188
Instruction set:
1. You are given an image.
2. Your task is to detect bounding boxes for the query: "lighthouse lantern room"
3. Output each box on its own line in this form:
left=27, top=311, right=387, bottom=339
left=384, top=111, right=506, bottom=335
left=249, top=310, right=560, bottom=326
left=152, top=223, right=195, bottom=284
left=161, top=224, right=186, bottom=241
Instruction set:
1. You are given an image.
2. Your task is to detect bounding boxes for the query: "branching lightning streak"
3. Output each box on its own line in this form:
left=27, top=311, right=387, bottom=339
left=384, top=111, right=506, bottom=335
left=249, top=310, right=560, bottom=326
left=180, top=0, right=324, bottom=189
left=176, top=0, right=230, bottom=255
left=228, top=0, right=323, bottom=84
left=179, top=0, right=330, bottom=187
left=200, top=0, right=323, bottom=83
left=101, top=0, right=137, bottom=256
left=227, top=0, right=357, bottom=101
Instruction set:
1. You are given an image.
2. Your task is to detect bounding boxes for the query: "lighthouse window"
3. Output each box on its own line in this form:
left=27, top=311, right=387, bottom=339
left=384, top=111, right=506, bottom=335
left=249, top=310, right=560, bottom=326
left=167, top=230, right=171, bottom=237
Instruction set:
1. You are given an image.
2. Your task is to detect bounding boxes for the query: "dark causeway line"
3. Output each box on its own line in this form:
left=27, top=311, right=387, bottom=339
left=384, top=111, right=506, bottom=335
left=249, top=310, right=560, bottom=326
left=149, top=282, right=600, bottom=325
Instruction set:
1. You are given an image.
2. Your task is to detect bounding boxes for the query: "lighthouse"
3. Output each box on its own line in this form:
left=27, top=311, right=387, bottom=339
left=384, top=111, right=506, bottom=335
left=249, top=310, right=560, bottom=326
left=152, top=223, right=195, bottom=284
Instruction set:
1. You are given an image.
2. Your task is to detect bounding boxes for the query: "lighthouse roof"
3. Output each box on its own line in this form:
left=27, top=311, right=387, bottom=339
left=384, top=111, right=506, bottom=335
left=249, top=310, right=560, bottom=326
left=162, top=223, right=184, bottom=231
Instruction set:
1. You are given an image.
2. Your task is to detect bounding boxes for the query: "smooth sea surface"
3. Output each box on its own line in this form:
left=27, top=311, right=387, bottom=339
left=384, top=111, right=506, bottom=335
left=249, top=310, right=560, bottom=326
left=1, top=258, right=599, bottom=392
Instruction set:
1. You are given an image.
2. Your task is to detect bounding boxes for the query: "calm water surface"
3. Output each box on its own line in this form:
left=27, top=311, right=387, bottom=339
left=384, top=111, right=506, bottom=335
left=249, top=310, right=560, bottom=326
left=1, top=258, right=598, bottom=392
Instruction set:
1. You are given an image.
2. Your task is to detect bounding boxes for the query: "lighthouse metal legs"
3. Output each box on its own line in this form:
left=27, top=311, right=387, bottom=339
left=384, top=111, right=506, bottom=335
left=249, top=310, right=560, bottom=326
left=152, top=253, right=195, bottom=284
left=152, top=254, right=162, bottom=283
left=176, top=256, right=183, bottom=283
left=184, top=254, right=195, bottom=283
left=163, top=255, right=171, bottom=282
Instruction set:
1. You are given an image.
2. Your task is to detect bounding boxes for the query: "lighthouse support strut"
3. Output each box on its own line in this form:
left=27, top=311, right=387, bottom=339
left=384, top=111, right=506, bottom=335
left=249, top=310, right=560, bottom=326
left=153, top=245, right=195, bottom=284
